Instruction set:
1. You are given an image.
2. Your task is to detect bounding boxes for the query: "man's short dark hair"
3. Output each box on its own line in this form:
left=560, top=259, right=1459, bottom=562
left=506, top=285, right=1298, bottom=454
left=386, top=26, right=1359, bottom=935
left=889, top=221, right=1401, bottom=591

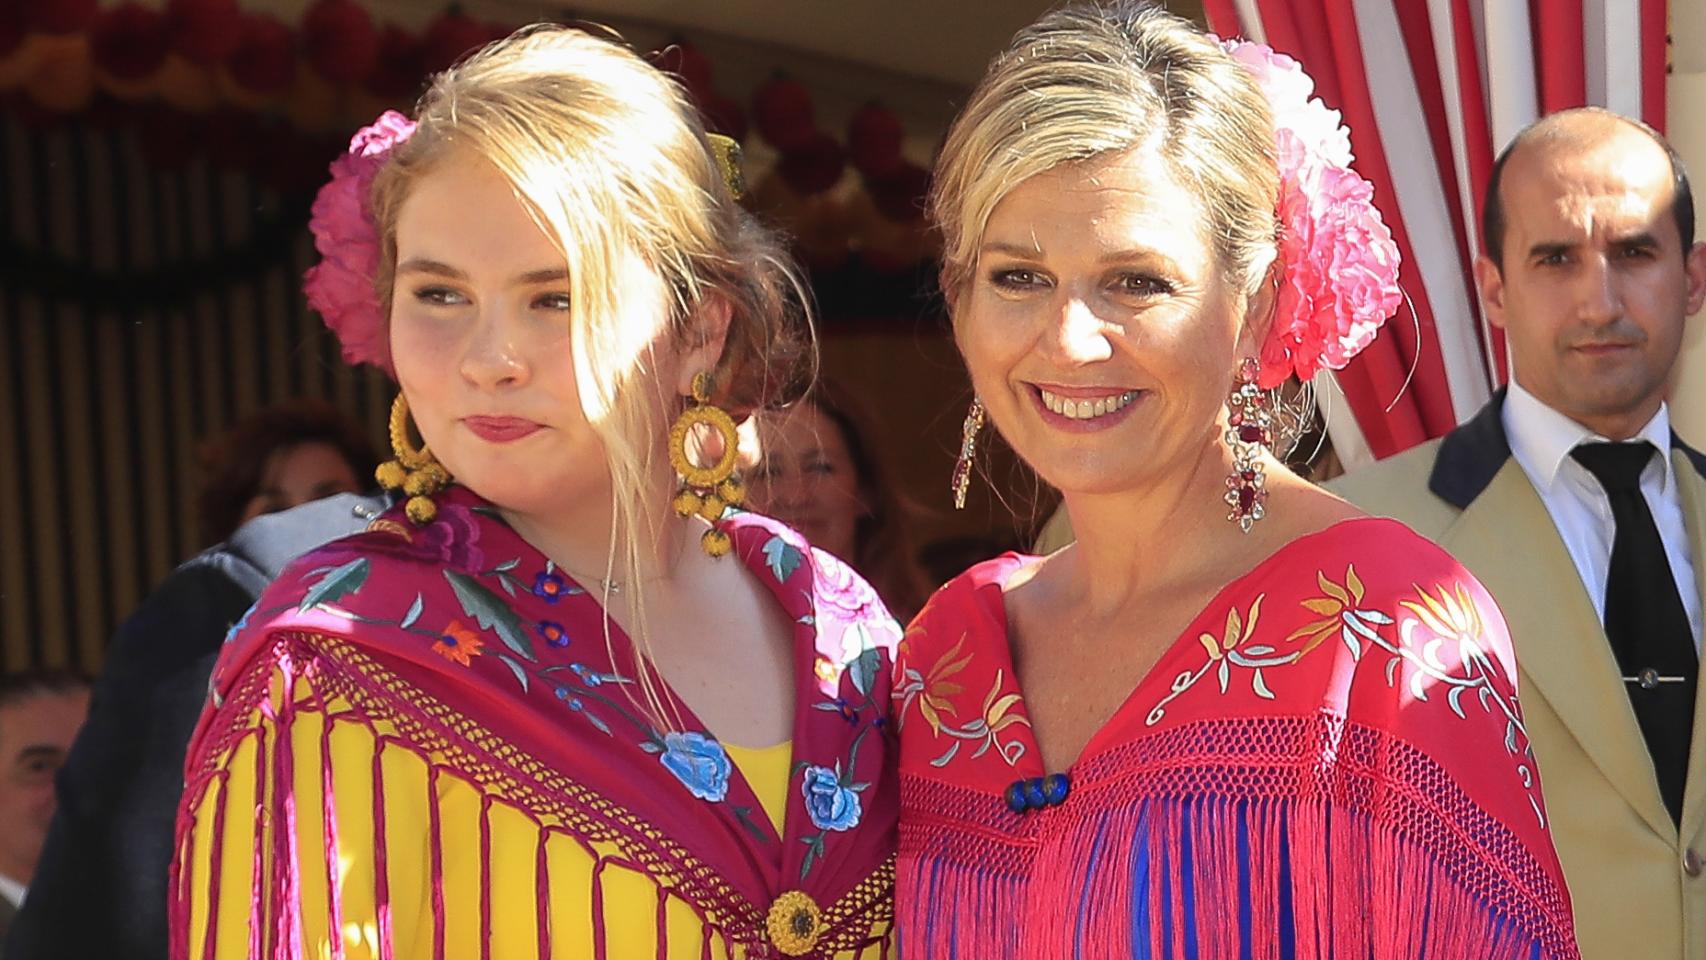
left=1482, top=110, right=1695, bottom=270
left=0, top=670, right=89, bottom=710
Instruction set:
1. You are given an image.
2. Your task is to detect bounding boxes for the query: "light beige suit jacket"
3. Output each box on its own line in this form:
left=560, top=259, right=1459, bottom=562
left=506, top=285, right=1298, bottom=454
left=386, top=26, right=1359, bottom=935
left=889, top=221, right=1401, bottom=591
left=1331, top=392, right=1706, bottom=960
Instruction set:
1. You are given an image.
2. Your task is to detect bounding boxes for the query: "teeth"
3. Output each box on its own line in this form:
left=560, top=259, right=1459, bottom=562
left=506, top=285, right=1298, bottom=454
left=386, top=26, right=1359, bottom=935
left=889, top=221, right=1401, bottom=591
left=1038, top=389, right=1138, bottom=420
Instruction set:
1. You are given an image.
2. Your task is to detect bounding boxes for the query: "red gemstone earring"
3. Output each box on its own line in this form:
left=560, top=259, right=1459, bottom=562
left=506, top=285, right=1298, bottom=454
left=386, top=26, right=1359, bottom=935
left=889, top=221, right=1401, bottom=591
left=1223, top=358, right=1270, bottom=533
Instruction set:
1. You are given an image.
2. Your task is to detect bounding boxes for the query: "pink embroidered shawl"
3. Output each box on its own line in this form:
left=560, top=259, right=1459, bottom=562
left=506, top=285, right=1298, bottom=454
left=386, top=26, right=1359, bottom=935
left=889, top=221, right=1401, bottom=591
left=893, top=517, right=1578, bottom=959
left=171, top=486, right=902, bottom=958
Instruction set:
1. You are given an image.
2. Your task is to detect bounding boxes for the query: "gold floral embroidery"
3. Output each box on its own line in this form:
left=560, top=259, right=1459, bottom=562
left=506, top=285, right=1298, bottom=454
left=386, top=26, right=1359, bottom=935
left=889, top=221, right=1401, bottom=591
left=1143, top=564, right=1544, bottom=827
left=894, top=632, right=1031, bottom=768
left=1148, top=594, right=1286, bottom=725
left=1285, top=566, right=1391, bottom=656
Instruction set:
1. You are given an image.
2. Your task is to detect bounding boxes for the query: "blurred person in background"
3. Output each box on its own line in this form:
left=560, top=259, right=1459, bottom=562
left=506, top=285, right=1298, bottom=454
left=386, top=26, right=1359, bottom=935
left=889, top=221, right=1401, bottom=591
left=742, top=379, right=935, bottom=621
left=0, top=673, right=89, bottom=946
left=5, top=494, right=383, bottom=960
left=195, top=397, right=377, bottom=548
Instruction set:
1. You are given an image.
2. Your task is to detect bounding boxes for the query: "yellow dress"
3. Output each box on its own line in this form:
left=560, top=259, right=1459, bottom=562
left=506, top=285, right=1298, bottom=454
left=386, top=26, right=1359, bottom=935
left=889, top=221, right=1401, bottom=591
left=183, top=679, right=862, bottom=958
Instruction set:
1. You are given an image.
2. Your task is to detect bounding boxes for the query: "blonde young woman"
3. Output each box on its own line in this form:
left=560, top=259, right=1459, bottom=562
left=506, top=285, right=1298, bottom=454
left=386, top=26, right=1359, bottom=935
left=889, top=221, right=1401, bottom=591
left=891, top=4, right=1580, bottom=958
left=170, top=27, right=899, bottom=960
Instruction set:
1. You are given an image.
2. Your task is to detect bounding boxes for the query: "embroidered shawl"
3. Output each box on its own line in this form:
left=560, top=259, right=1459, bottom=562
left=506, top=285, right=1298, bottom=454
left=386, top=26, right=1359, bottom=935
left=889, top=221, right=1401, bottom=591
left=893, top=517, right=1579, bottom=959
left=170, top=486, right=902, bottom=958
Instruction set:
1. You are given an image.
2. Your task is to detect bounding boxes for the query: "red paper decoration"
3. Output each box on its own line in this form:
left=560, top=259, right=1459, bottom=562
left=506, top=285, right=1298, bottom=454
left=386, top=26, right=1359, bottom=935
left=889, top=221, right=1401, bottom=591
left=302, top=0, right=379, bottom=86
left=226, top=14, right=295, bottom=95
left=91, top=5, right=169, bottom=81
left=164, top=0, right=241, bottom=67
left=753, top=73, right=816, bottom=153
left=419, top=9, right=487, bottom=74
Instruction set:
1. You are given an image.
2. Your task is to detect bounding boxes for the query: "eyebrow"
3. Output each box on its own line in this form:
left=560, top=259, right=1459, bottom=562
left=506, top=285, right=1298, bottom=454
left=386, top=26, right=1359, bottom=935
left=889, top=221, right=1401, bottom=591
left=980, top=240, right=1047, bottom=258
left=1612, top=231, right=1661, bottom=249
left=395, top=259, right=570, bottom=285
left=16, top=744, right=65, bottom=765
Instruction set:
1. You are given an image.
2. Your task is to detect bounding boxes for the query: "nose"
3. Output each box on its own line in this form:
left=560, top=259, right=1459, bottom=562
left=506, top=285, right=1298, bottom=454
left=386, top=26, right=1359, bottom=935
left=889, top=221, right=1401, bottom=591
left=459, top=308, right=529, bottom=389
left=1043, top=293, right=1114, bottom=365
left=1575, top=256, right=1624, bottom=327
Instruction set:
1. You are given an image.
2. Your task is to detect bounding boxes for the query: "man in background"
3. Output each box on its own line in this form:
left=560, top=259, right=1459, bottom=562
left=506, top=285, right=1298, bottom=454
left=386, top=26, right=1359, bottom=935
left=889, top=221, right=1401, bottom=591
left=5, top=492, right=384, bottom=960
left=1334, top=107, right=1706, bottom=958
left=0, top=673, right=89, bottom=948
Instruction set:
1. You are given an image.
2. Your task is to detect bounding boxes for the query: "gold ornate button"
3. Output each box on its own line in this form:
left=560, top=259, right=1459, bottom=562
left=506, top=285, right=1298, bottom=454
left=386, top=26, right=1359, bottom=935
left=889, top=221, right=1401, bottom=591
left=765, top=890, right=822, bottom=956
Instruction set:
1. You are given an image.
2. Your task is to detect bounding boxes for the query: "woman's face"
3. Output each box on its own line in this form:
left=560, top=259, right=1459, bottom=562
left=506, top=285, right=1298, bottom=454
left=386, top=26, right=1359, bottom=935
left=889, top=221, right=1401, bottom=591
left=745, top=401, right=865, bottom=562
left=388, top=151, right=676, bottom=519
left=239, top=441, right=362, bottom=525
left=954, top=147, right=1259, bottom=499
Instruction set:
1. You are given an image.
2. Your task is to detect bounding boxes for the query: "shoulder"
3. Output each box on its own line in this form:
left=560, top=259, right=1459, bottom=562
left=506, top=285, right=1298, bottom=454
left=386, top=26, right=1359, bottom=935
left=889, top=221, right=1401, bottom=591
left=1285, top=517, right=1487, bottom=612
left=210, top=516, right=487, bottom=690
left=726, top=511, right=906, bottom=665
left=896, top=553, right=1026, bottom=668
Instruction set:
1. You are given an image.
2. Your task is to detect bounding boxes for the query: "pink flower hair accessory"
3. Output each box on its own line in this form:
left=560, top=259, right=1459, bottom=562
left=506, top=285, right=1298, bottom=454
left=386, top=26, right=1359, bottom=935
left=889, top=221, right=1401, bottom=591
left=1221, top=40, right=1402, bottom=389
left=302, top=110, right=417, bottom=378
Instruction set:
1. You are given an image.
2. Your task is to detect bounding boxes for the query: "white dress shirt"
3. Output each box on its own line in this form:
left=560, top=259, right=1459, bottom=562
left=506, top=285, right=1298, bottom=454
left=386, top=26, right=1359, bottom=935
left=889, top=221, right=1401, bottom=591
left=0, top=871, right=24, bottom=910
left=1503, top=380, right=1703, bottom=650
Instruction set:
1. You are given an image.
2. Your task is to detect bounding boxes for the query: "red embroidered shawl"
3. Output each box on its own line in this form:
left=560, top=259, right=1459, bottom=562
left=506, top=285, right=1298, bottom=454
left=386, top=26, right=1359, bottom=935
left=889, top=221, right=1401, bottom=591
left=893, top=517, right=1578, bottom=959
left=171, top=486, right=901, bottom=958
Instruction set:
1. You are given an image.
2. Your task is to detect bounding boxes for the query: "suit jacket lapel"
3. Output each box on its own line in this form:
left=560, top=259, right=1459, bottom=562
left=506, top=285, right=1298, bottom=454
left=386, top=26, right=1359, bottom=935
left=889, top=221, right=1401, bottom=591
left=1440, top=460, right=1675, bottom=839
left=1670, top=449, right=1706, bottom=840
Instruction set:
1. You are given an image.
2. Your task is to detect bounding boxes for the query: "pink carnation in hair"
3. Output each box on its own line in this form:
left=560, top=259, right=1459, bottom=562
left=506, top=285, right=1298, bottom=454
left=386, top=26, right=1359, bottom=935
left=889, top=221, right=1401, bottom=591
left=1220, top=39, right=1401, bottom=388
left=302, top=110, right=416, bottom=377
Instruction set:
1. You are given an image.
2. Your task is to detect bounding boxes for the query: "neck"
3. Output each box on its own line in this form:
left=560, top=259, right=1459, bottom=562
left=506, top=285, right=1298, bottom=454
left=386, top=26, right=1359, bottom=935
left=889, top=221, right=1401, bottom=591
left=1511, top=374, right=1665, bottom=443
left=1054, top=427, right=1260, bottom=617
left=499, top=464, right=690, bottom=587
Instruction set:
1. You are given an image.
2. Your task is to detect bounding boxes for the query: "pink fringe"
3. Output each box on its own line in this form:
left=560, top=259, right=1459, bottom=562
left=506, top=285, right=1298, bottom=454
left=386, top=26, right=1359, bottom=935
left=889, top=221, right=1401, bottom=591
left=904, top=793, right=1551, bottom=959
left=535, top=830, right=551, bottom=957
left=428, top=764, right=446, bottom=960
left=372, top=743, right=394, bottom=960
left=266, top=657, right=305, bottom=960
left=479, top=793, right=494, bottom=960
left=319, top=693, right=346, bottom=960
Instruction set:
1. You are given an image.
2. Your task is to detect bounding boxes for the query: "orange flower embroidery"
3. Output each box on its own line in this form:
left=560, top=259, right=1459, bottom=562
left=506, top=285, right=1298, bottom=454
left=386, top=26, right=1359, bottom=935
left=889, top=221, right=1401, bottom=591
left=432, top=621, right=485, bottom=667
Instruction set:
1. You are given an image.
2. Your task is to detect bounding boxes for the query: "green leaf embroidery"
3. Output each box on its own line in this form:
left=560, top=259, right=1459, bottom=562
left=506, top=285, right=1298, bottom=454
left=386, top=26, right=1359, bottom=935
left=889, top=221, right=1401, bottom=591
left=849, top=647, right=882, bottom=697
left=443, top=570, right=536, bottom=661
left=799, top=833, right=827, bottom=880
left=497, top=654, right=529, bottom=693
left=761, top=536, right=803, bottom=583
left=299, top=558, right=370, bottom=612
left=399, top=593, right=424, bottom=630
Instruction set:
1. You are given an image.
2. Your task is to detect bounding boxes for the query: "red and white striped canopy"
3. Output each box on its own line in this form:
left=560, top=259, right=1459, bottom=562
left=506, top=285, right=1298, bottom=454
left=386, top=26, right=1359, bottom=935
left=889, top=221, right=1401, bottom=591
left=1203, top=0, right=1669, bottom=465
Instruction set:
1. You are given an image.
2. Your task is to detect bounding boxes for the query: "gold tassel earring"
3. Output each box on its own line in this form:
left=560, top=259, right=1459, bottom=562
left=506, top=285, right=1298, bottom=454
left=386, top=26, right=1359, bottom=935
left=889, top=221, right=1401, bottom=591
left=376, top=393, right=451, bottom=525
left=668, top=372, right=744, bottom=557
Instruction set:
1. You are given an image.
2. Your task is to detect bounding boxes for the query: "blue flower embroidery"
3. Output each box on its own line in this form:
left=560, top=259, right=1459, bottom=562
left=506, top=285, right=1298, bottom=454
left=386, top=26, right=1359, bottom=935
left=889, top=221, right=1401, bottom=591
left=801, top=765, right=862, bottom=832
left=660, top=731, right=732, bottom=802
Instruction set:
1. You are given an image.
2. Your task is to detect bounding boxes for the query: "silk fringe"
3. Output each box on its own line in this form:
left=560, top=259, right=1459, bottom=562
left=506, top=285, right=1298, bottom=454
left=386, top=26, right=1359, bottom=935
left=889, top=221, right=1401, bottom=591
left=901, top=795, right=1552, bottom=959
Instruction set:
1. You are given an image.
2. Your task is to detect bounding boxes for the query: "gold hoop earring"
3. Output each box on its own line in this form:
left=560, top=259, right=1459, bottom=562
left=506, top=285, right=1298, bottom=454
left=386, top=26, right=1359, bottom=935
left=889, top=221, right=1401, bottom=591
left=668, top=371, right=744, bottom=557
left=376, top=393, right=451, bottom=525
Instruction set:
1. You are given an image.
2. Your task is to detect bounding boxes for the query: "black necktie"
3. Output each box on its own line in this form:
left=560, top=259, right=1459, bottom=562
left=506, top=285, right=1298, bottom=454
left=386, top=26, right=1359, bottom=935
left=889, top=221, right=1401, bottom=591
left=1571, top=441, right=1697, bottom=824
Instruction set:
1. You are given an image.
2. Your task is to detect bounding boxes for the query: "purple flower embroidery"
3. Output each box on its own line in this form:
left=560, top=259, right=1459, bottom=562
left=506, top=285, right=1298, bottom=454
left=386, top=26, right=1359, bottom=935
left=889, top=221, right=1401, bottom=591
left=532, top=571, right=570, bottom=603
left=801, top=765, right=861, bottom=832
left=536, top=620, right=569, bottom=648
left=659, top=731, right=732, bottom=802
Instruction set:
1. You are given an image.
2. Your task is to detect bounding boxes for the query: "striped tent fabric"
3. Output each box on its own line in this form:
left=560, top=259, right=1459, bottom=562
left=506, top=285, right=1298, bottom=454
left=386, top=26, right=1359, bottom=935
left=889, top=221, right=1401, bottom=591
left=1202, top=0, right=1670, bottom=465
